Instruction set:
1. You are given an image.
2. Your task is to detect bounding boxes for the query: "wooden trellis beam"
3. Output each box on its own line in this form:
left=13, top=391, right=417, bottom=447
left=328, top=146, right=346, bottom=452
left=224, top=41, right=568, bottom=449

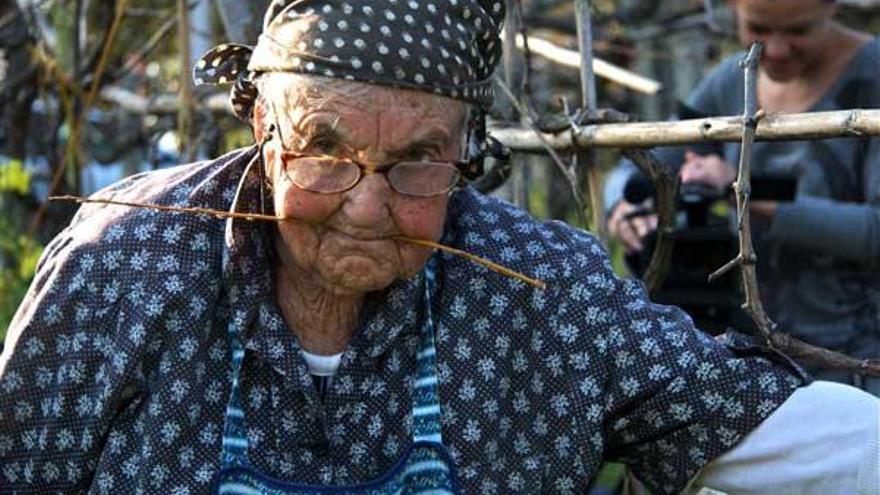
left=490, top=109, right=880, bottom=151
left=98, top=87, right=880, bottom=152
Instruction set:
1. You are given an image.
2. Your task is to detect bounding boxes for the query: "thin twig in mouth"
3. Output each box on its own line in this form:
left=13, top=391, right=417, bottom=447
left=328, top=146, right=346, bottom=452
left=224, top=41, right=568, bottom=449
left=51, top=195, right=287, bottom=222
left=50, top=195, right=548, bottom=289
left=393, top=236, right=546, bottom=290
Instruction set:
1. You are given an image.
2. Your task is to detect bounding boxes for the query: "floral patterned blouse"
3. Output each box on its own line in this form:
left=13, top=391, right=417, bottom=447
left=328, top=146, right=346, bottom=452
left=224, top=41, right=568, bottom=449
left=0, top=148, right=802, bottom=494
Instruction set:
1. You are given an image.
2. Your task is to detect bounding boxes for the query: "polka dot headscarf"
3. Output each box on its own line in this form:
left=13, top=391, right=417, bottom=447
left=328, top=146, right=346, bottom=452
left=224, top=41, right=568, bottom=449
left=194, top=0, right=506, bottom=122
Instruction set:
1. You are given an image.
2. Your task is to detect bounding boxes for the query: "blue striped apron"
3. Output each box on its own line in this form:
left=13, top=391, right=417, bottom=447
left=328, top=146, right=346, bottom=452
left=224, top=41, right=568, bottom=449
left=213, top=259, right=459, bottom=494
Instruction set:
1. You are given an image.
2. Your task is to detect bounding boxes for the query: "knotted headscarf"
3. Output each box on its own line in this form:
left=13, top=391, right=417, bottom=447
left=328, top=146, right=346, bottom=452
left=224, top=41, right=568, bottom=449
left=194, top=0, right=506, bottom=123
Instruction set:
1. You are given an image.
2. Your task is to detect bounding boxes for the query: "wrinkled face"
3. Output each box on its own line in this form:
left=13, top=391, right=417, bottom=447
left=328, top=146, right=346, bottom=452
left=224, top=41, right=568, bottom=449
left=255, top=74, right=468, bottom=295
left=733, top=0, right=837, bottom=81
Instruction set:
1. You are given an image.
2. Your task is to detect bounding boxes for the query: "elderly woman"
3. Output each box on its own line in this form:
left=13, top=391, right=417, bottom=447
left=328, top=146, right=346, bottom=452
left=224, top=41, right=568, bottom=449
left=1, top=1, right=878, bottom=494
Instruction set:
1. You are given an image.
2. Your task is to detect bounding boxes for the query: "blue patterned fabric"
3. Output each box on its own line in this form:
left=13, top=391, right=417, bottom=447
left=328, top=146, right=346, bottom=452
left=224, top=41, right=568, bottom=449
left=215, top=443, right=455, bottom=495
left=213, top=258, right=459, bottom=494
left=0, top=147, right=803, bottom=494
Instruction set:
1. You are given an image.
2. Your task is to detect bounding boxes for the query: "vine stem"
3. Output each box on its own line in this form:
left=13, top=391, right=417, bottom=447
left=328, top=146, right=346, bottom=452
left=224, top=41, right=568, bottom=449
left=707, top=43, right=880, bottom=376
left=49, top=195, right=547, bottom=290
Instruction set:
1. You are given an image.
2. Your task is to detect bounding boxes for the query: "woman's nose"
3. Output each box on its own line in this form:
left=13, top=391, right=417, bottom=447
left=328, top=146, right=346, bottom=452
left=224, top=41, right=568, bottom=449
left=341, top=172, right=393, bottom=227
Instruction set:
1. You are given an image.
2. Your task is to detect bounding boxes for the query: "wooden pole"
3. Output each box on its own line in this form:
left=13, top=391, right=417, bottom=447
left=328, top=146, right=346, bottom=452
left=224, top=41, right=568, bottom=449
left=502, top=0, right=529, bottom=209
left=514, top=34, right=662, bottom=95
left=490, top=109, right=880, bottom=150
left=96, top=89, right=880, bottom=150
left=574, top=0, right=606, bottom=239
left=177, top=0, right=194, bottom=159
left=574, top=0, right=597, bottom=107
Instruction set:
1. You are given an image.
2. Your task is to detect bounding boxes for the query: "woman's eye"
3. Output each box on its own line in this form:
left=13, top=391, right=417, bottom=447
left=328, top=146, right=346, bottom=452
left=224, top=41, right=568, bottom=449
left=408, top=148, right=440, bottom=161
left=309, top=139, right=338, bottom=155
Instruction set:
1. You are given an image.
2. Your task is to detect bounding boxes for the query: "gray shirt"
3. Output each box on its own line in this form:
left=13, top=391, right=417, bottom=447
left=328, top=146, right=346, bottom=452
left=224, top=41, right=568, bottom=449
left=605, top=38, right=880, bottom=356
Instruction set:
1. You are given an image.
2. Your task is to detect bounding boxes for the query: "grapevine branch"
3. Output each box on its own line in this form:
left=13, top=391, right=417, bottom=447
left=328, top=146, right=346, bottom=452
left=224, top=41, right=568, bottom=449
left=713, top=42, right=880, bottom=376
left=622, top=149, right=679, bottom=295
left=494, top=77, right=589, bottom=228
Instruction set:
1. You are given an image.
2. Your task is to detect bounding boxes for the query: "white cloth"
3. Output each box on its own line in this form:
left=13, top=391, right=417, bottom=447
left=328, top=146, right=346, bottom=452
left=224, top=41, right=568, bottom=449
left=300, top=350, right=343, bottom=377
left=688, top=381, right=880, bottom=495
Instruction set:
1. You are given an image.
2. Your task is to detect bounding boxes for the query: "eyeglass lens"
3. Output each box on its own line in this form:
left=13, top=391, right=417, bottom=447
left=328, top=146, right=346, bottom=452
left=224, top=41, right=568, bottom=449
left=285, top=157, right=460, bottom=197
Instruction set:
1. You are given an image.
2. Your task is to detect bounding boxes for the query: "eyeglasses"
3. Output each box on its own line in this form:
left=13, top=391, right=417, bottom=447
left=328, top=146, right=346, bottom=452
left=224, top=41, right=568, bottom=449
left=279, top=153, right=465, bottom=197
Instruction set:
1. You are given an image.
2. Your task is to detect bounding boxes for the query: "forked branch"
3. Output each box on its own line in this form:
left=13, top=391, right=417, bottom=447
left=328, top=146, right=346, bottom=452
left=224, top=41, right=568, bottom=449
left=712, top=43, right=880, bottom=376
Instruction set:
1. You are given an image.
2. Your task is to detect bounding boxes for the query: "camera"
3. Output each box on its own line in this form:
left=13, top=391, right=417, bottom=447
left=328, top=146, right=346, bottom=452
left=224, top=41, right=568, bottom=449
left=622, top=173, right=796, bottom=334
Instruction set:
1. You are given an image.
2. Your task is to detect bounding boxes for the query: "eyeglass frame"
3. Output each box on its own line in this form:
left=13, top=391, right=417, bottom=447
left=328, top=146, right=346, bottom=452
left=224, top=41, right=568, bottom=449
left=261, top=98, right=488, bottom=196
left=276, top=151, right=472, bottom=197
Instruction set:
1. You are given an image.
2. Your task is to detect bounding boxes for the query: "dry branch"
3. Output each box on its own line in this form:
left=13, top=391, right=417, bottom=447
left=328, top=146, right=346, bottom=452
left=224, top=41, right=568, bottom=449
left=714, top=43, right=880, bottom=377
left=50, top=195, right=284, bottom=221
left=768, top=334, right=880, bottom=375
left=491, top=109, right=880, bottom=151
left=722, top=43, right=774, bottom=340
left=395, top=237, right=547, bottom=290
left=621, top=149, right=678, bottom=295
left=49, top=196, right=547, bottom=290
left=28, top=0, right=132, bottom=237
left=114, top=17, right=177, bottom=78
left=494, top=77, right=589, bottom=227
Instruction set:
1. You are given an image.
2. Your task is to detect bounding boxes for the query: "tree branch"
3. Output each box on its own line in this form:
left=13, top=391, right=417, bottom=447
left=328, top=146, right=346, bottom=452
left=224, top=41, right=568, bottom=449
left=494, top=77, right=589, bottom=227
left=573, top=0, right=605, bottom=237
left=621, top=149, right=679, bottom=295
left=28, top=0, right=132, bottom=236
left=719, top=42, right=880, bottom=377
left=727, top=42, right=774, bottom=340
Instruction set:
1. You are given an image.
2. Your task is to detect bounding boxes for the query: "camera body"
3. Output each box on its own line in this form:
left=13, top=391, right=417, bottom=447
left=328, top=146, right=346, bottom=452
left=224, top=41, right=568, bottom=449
left=623, top=172, right=798, bottom=334
left=623, top=177, right=742, bottom=334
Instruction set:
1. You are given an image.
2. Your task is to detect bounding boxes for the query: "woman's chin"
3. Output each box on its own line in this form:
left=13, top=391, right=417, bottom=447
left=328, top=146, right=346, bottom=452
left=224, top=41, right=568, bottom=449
left=318, top=256, right=399, bottom=294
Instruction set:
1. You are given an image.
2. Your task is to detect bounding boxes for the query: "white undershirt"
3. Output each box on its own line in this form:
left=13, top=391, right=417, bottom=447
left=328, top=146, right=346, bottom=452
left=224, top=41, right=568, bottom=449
left=689, top=381, right=880, bottom=495
left=301, top=350, right=343, bottom=399
left=300, top=350, right=343, bottom=377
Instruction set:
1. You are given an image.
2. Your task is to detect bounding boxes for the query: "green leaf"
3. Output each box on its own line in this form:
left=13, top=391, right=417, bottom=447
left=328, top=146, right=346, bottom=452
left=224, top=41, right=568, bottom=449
left=0, top=159, right=32, bottom=195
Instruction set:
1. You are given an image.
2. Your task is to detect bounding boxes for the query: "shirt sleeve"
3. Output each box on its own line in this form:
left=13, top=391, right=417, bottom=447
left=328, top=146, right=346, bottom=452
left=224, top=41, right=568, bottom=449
left=0, top=208, right=145, bottom=492
left=768, top=137, right=880, bottom=263
left=547, top=223, right=804, bottom=495
left=687, top=381, right=880, bottom=495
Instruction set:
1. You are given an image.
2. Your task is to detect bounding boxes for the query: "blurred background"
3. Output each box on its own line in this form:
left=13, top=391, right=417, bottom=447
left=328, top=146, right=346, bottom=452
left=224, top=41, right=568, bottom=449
left=1, top=0, right=879, bottom=338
